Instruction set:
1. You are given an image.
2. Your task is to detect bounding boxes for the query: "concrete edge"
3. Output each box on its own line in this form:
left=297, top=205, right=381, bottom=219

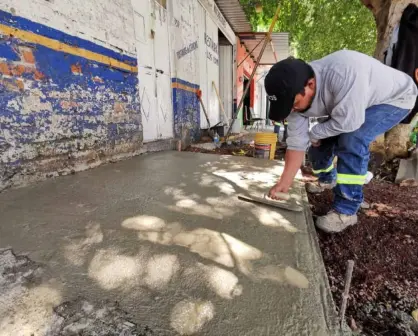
left=299, top=182, right=352, bottom=336
left=142, top=138, right=176, bottom=152
left=0, top=138, right=177, bottom=193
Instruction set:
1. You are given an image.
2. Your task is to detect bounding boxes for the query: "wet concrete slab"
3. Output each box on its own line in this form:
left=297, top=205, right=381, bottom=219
left=0, top=152, right=344, bottom=335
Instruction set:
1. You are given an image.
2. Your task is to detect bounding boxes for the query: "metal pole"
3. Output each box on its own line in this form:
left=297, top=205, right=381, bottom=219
left=226, top=5, right=281, bottom=138
left=270, top=39, right=278, bottom=62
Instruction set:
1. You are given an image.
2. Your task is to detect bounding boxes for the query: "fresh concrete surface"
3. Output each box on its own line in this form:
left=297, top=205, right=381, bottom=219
left=0, top=152, right=343, bottom=335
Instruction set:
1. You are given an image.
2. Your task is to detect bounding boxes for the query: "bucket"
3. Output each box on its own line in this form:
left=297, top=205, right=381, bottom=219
left=254, top=132, right=277, bottom=160
left=254, top=143, right=272, bottom=159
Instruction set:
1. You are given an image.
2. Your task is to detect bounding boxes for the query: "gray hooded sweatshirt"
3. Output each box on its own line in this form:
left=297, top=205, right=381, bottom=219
left=286, top=50, right=418, bottom=151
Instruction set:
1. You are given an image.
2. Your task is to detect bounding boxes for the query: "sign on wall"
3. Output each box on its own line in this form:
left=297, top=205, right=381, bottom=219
left=168, top=0, right=200, bottom=84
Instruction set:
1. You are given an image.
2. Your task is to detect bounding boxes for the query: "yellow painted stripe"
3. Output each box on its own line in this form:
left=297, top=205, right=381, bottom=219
left=172, top=82, right=198, bottom=93
left=0, top=24, right=138, bottom=73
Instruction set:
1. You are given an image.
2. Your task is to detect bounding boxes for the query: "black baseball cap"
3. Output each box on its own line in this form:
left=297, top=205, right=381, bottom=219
left=264, top=57, right=314, bottom=121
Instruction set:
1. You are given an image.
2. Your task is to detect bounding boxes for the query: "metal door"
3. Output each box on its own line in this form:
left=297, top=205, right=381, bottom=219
left=132, top=0, right=173, bottom=141
left=132, top=0, right=159, bottom=141
left=198, top=6, right=220, bottom=128
left=153, top=2, right=173, bottom=139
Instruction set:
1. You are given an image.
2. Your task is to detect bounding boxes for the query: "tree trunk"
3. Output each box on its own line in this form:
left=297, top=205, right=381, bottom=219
left=362, top=0, right=418, bottom=160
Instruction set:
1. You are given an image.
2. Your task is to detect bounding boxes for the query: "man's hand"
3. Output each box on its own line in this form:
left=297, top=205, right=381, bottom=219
left=268, top=181, right=291, bottom=200
left=268, top=149, right=306, bottom=200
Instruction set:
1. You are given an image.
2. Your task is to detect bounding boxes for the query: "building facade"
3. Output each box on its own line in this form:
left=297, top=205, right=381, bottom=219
left=0, top=0, right=288, bottom=190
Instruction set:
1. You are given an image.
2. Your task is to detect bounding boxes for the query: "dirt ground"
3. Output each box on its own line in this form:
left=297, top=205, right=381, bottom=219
left=186, top=144, right=254, bottom=157
left=308, top=181, right=418, bottom=336
left=185, top=142, right=287, bottom=161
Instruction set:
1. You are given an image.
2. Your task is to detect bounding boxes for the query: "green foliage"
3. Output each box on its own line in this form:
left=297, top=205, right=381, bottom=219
left=240, top=0, right=377, bottom=61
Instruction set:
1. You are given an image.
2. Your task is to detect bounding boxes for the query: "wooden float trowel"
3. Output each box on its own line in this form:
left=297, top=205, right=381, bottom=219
left=238, top=190, right=303, bottom=212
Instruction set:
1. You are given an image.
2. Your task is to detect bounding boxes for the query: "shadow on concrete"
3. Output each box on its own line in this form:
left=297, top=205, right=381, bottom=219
left=0, top=152, right=338, bottom=335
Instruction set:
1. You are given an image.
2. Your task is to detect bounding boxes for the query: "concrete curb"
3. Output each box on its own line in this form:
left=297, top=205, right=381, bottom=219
left=299, top=183, right=353, bottom=335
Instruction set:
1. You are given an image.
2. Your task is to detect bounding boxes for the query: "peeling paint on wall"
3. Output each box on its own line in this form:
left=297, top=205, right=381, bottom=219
left=171, top=78, right=200, bottom=141
left=168, top=0, right=201, bottom=140
left=0, top=10, right=142, bottom=191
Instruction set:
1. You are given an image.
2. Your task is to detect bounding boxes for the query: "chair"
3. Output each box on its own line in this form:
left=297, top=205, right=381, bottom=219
left=244, top=107, right=265, bottom=131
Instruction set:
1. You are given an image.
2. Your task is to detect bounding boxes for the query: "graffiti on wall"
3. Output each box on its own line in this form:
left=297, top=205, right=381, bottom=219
left=176, top=41, right=198, bottom=60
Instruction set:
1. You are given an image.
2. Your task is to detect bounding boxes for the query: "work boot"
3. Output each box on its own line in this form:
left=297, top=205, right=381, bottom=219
left=315, top=210, right=358, bottom=233
left=306, top=181, right=336, bottom=194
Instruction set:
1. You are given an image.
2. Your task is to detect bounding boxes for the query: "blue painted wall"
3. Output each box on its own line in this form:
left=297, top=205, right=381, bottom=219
left=172, top=78, right=200, bottom=141
left=0, top=10, right=141, bottom=189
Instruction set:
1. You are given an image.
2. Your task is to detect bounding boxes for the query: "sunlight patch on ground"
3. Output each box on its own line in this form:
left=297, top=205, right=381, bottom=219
left=173, top=229, right=236, bottom=267
left=168, top=203, right=225, bottom=219
left=215, top=181, right=236, bottom=195
left=88, top=249, right=143, bottom=290
left=0, top=284, right=62, bottom=336
left=168, top=197, right=233, bottom=220
left=164, top=187, right=201, bottom=201
left=176, top=199, right=198, bottom=208
left=122, top=215, right=166, bottom=231
left=251, top=207, right=299, bottom=233
left=122, top=217, right=262, bottom=271
left=198, top=263, right=243, bottom=299
left=212, top=171, right=252, bottom=190
left=212, top=170, right=283, bottom=192
left=221, top=233, right=263, bottom=275
left=163, top=186, right=235, bottom=219
left=256, top=265, right=309, bottom=289
left=144, top=254, right=180, bottom=290
left=121, top=216, right=309, bottom=290
left=137, top=222, right=183, bottom=246
left=170, top=299, right=214, bottom=335
left=198, top=173, right=216, bottom=186
left=0, top=249, right=62, bottom=336
left=63, top=221, right=103, bottom=266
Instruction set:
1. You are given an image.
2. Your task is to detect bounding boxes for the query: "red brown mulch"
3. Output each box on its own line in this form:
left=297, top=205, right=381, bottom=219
left=309, top=181, right=418, bottom=335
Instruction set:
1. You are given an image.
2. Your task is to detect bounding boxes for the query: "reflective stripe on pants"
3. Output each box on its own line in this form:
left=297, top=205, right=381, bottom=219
left=308, top=104, right=411, bottom=215
left=312, top=163, right=334, bottom=175
left=336, top=174, right=367, bottom=185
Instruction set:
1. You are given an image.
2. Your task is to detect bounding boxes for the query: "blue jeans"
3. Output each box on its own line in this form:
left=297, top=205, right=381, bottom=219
left=274, top=125, right=281, bottom=134
left=308, top=104, right=411, bottom=215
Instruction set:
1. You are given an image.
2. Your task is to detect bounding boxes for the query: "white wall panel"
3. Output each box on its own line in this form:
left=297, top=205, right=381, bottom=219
left=219, top=45, right=233, bottom=121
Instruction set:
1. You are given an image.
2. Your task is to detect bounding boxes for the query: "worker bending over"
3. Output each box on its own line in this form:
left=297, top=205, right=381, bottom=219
left=265, top=50, right=417, bottom=233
